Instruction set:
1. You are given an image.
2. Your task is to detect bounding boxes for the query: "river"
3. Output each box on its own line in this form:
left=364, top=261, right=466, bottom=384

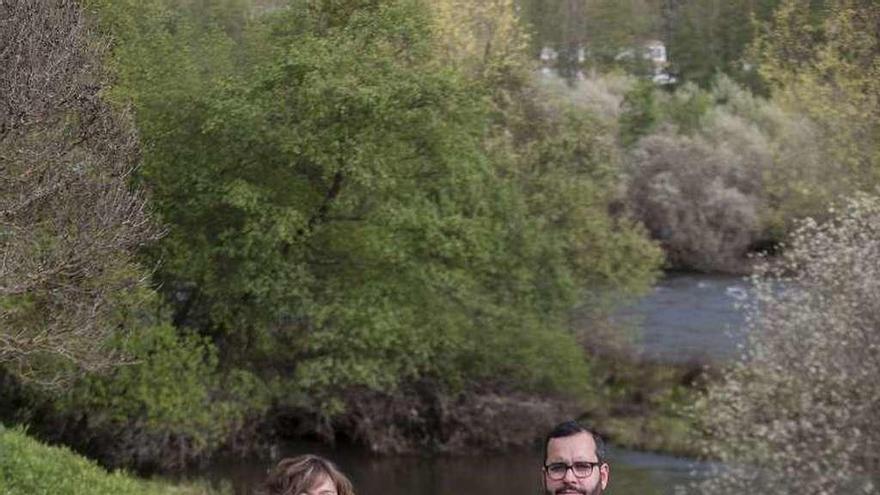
left=196, top=440, right=714, bottom=495
left=185, top=273, right=744, bottom=495
left=615, top=272, right=751, bottom=364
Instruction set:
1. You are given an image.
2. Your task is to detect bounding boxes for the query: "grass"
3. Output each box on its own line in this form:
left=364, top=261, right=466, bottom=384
left=585, top=356, right=709, bottom=457
left=0, top=425, right=226, bottom=495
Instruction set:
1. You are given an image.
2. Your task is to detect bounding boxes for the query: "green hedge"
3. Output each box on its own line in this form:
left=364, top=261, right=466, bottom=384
left=0, top=426, right=223, bottom=495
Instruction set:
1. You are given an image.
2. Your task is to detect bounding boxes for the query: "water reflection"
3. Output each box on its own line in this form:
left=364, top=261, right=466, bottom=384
left=194, top=441, right=710, bottom=495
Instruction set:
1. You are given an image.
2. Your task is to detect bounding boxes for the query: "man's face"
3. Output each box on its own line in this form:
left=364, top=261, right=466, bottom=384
left=543, top=432, right=610, bottom=495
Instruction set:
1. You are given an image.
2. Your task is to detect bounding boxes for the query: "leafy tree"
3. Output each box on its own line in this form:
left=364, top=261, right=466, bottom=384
left=430, top=0, right=529, bottom=80
left=87, top=0, right=661, bottom=441
left=621, top=76, right=801, bottom=272
left=625, top=128, right=763, bottom=272
left=655, top=82, right=712, bottom=134
left=661, top=0, right=781, bottom=89
left=619, top=80, right=658, bottom=147
left=56, top=324, right=266, bottom=471
left=434, top=0, right=663, bottom=331
left=755, top=0, right=880, bottom=194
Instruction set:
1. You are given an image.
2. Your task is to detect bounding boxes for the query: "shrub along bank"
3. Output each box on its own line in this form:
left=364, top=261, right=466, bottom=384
left=0, top=425, right=223, bottom=495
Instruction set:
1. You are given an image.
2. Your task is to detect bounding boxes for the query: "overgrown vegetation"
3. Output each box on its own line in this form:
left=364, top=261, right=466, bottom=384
left=544, top=70, right=830, bottom=272
left=107, top=0, right=655, bottom=407
left=0, top=0, right=159, bottom=385
left=0, top=0, right=665, bottom=470
left=0, top=425, right=224, bottom=495
left=4, top=0, right=880, bottom=489
left=521, top=4, right=880, bottom=480
left=697, top=195, right=880, bottom=493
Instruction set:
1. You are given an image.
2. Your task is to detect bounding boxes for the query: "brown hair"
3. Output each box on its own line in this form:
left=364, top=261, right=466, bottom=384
left=263, top=454, right=355, bottom=495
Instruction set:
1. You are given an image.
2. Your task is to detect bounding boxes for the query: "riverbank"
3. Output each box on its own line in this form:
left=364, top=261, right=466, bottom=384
left=1, top=271, right=740, bottom=469
left=267, top=355, right=708, bottom=459
left=0, top=365, right=703, bottom=471
left=0, top=425, right=224, bottom=495
left=586, top=356, right=709, bottom=458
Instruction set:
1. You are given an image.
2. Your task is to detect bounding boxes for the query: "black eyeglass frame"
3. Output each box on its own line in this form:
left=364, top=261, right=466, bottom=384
left=543, top=461, right=603, bottom=480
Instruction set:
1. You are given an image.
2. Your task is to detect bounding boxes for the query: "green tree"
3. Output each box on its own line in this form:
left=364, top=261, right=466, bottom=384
left=619, top=80, right=658, bottom=147
left=663, top=0, right=781, bottom=89
left=57, top=324, right=265, bottom=471
left=89, top=0, right=661, bottom=438
left=755, top=0, right=880, bottom=194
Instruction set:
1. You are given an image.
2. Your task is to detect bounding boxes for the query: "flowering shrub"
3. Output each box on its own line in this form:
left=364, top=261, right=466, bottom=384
left=698, top=194, right=880, bottom=493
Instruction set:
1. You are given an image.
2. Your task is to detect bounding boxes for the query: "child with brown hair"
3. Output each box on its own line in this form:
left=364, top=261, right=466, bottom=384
left=262, top=454, right=355, bottom=495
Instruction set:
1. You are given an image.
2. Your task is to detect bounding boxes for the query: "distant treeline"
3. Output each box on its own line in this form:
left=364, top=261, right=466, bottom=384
left=518, top=0, right=838, bottom=90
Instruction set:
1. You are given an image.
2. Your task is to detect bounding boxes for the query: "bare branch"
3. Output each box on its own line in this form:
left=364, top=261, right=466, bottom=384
left=0, top=0, right=159, bottom=385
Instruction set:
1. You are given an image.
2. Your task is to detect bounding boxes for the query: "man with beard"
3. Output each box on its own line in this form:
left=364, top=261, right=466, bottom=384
left=542, top=421, right=610, bottom=495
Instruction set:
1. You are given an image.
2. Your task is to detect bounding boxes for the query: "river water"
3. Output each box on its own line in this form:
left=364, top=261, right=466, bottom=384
left=186, top=273, right=745, bottom=495
left=198, top=440, right=713, bottom=495
left=615, top=272, right=751, bottom=364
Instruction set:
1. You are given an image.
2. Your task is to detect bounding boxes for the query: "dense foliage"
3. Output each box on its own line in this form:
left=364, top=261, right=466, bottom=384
left=756, top=0, right=880, bottom=205
left=52, top=324, right=266, bottom=471
left=620, top=0, right=880, bottom=271
left=30, top=0, right=660, bottom=461
left=697, top=195, right=880, bottom=494
left=0, top=425, right=221, bottom=495
left=622, top=78, right=781, bottom=271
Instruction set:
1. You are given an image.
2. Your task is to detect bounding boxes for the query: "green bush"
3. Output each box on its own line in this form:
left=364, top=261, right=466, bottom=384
left=54, top=324, right=268, bottom=471
left=655, top=82, right=713, bottom=135
left=0, top=425, right=222, bottom=495
left=622, top=75, right=847, bottom=272
left=618, top=80, right=657, bottom=148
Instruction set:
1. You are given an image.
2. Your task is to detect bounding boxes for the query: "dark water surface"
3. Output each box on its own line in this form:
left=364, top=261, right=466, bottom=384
left=193, top=441, right=711, bottom=495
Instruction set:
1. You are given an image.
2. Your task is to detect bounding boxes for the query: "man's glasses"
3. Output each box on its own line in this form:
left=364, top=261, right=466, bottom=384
left=544, top=461, right=602, bottom=480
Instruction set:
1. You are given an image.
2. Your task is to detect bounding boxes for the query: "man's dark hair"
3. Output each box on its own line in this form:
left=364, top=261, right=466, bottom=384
left=543, top=420, right=607, bottom=464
